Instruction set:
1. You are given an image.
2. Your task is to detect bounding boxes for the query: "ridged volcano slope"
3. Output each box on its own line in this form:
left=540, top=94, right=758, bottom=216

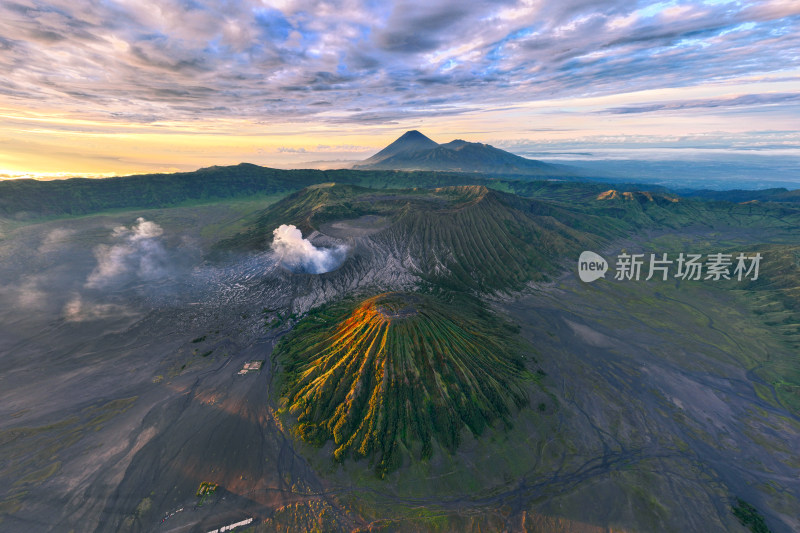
left=381, top=185, right=614, bottom=290
left=276, top=292, right=529, bottom=476
left=217, top=184, right=620, bottom=291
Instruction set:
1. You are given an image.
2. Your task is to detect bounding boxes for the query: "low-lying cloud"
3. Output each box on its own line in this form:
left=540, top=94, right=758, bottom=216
left=0, top=275, right=48, bottom=310
left=63, top=294, right=136, bottom=322
left=271, top=224, right=347, bottom=274
left=86, top=217, right=169, bottom=288
left=38, top=228, right=76, bottom=253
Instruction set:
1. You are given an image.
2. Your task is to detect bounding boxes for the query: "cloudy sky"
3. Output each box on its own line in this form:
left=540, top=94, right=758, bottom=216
left=1, top=0, right=799, bottom=178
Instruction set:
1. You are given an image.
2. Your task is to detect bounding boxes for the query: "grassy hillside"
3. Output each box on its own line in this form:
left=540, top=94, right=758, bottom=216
left=737, top=244, right=800, bottom=412
left=275, top=292, right=532, bottom=477
left=0, top=162, right=661, bottom=221
left=0, top=166, right=503, bottom=219
left=0, top=164, right=327, bottom=218
left=684, top=188, right=800, bottom=204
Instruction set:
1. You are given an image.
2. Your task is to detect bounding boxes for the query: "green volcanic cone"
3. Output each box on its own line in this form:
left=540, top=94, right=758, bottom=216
left=276, top=292, right=530, bottom=477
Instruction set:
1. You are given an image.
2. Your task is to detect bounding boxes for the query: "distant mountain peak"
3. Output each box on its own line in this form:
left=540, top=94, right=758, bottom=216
left=358, top=130, right=439, bottom=166
left=440, top=139, right=469, bottom=149
left=355, top=131, right=570, bottom=177
left=398, top=129, right=431, bottom=140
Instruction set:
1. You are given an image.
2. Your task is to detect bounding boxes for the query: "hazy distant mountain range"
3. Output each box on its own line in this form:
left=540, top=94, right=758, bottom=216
left=354, top=130, right=573, bottom=176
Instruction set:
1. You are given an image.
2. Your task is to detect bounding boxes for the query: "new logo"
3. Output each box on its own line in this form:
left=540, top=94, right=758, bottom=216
left=578, top=251, right=608, bottom=282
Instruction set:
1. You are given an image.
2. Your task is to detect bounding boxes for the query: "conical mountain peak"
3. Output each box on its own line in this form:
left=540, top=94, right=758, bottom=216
left=357, top=130, right=439, bottom=166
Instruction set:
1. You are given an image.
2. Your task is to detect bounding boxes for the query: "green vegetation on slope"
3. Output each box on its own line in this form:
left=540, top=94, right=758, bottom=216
left=738, top=244, right=800, bottom=412
left=624, top=226, right=800, bottom=416
left=275, top=292, right=531, bottom=477
left=732, top=498, right=772, bottom=533
left=0, top=164, right=325, bottom=218
left=687, top=188, right=800, bottom=204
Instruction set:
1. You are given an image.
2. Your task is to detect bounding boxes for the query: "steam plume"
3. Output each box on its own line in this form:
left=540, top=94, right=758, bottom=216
left=86, top=217, right=168, bottom=288
left=271, top=224, right=347, bottom=274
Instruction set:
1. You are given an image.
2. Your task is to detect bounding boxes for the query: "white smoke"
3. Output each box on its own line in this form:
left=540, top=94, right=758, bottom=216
left=38, top=228, right=76, bottom=254
left=86, top=217, right=169, bottom=288
left=0, top=274, right=47, bottom=310
left=271, top=224, right=347, bottom=274
left=63, top=294, right=135, bottom=322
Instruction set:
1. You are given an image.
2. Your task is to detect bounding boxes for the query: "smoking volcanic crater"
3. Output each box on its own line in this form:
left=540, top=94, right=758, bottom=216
left=271, top=223, right=349, bottom=274
left=217, top=183, right=616, bottom=294
left=274, top=292, right=532, bottom=477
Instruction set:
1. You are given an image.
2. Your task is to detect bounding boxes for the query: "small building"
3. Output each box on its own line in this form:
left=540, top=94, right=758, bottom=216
left=237, top=360, right=264, bottom=375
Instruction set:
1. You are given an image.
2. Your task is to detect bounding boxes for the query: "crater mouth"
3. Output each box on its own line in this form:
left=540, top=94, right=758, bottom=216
left=371, top=292, right=420, bottom=320
left=271, top=223, right=349, bottom=274
left=375, top=304, right=417, bottom=320
left=277, top=244, right=348, bottom=274
left=318, top=215, right=391, bottom=238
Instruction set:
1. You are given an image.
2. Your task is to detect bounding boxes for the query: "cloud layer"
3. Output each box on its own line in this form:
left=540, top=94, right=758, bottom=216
left=1, top=0, right=798, bottom=126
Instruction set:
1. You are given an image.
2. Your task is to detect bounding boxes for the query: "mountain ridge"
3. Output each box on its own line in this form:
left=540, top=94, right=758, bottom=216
left=354, top=130, right=571, bottom=177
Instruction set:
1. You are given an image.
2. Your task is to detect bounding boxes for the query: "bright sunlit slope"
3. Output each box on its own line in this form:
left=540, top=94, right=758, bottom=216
left=275, top=292, right=532, bottom=477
